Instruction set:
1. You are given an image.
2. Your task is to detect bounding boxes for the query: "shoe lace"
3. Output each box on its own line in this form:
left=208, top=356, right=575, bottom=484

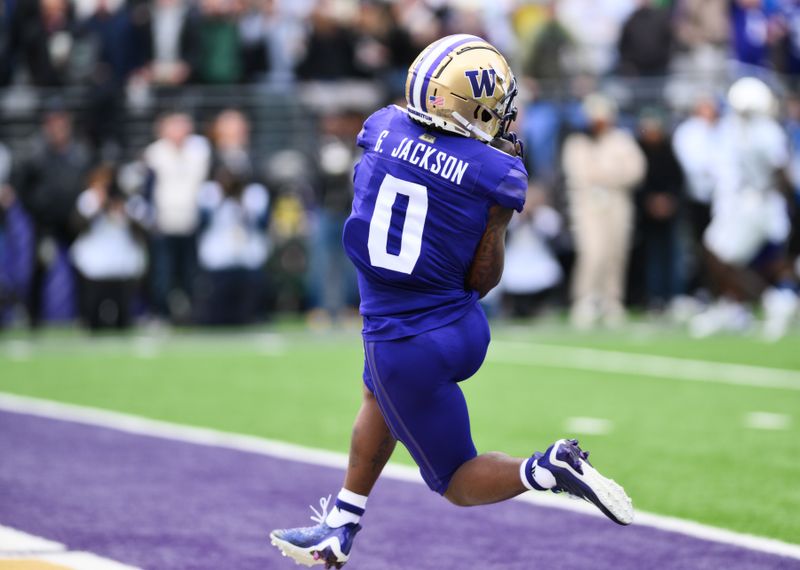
left=309, top=494, right=332, bottom=525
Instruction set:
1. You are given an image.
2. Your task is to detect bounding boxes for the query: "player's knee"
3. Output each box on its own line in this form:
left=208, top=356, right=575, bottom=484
left=443, top=486, right=475, bottom=507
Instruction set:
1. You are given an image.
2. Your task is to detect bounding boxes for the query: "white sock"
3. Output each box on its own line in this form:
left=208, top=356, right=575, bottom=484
left=520, top=456, right=556, bottom=491
left=533, top=462, right=557, bottom=489
left=325, top=488, right=368, bottom=528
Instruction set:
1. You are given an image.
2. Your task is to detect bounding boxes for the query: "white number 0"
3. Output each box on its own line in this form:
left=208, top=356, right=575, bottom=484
left=367, top=174, right=428, bottom=274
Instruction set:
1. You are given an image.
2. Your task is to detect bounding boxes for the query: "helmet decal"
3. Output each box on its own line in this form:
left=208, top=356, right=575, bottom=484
left=464, top=69, right=497, bottom=99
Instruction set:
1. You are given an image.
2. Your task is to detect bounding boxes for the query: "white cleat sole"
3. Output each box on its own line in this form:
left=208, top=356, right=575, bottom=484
left=549, top=439, right=634, bottom=525
left=270, top=533, right=322, bottom=567
left=270, top=533, right=349, bottom=568
left=578, top=460, right=634, bottom=525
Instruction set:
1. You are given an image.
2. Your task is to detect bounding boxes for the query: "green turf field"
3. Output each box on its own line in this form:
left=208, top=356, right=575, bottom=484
left=2, top=321, right=799, bottom=544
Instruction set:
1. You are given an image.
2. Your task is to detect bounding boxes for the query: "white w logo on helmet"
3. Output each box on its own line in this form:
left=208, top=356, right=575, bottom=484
left=464, top=69, right=497, bottom=98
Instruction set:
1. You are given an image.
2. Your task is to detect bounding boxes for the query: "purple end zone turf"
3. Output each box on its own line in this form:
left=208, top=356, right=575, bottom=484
left=0, top=410, right=798, bottom=570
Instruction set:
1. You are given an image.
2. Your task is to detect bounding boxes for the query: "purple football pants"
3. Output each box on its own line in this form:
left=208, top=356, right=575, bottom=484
left=363, top=303, right=490, bottom=494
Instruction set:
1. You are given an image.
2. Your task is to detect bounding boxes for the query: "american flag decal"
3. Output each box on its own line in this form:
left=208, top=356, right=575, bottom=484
left=429, top=95, right=445, bottom=106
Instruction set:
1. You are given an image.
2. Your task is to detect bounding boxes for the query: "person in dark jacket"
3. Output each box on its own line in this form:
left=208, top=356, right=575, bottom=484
left=636, top=108, right=685, bottom=308
left=618, top=0, right=674, bottom=76
left=6, top=0, right=79, bottom=86
left=14, top=110, right=92, bottom=327
left=130, top=0, right=199, bottom=86
left=296, top=5, right=361, bottom=80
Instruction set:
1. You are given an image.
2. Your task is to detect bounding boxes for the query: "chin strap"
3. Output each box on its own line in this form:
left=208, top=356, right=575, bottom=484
left=451, top=111, right=494, bottom=142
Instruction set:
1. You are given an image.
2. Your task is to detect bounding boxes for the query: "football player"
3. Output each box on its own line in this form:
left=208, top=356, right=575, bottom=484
left=691, top=77, right=799, bottom=340
left=270, top=35, right=633, bottom=568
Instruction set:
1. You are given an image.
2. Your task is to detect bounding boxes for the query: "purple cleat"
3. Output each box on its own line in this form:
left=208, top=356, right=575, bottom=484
left=535, top=439, right=634, bottom=526
left=270, top=496, right=361, bottom=568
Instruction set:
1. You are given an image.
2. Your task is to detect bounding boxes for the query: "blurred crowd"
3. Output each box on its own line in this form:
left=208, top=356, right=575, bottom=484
left=0, top=0, right=799, bottom=338
left=6, top=0, right=800, bottom=93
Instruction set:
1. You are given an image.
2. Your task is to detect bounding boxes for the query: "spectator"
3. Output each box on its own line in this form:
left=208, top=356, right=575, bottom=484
left=134, top=0, right=198, bottom=86
left=562, top=93, right=646, bottom=329
left=635, top=108, right=685, bottom=308
left=238, top=0, right=272, bottom=82
left=193, top=109, right=269, bottom=324
left=82, top=0, right=140, bottom=85
left=617, top=0, right=674, bottom=76
left=773, top=1, right=800, bottom=77
left=519, top=0, right=576, bottom=85
left=557, top=0, right=638, bottom=75
left=7, top=0, right=80, bottom=86
left=195, top=165, right=270, bottom=325
left=673, top=95, right=722, bottom=291
left=210, top=109, right=257, bottom=177
left=144, top=111, right=211, bottom=322
left=236, top=0, right=315, bottom=84
left=353, top=1, right=416, bottom=94
left=70, top=164, right=147, bottom=330
left=306, top=110, right=361, bottom=327
left=0, top=1, right=13, bottom=85
left=81, top=0, right=143, bottom=155
left=730, top=0, right=778, bottom=70
left=14, top=110, right=92, bottom=328
left=194, top=0, right=244, bottom=84
left=296, top=4, right=360, bottom=80
left=674, top=0, right=730, bottom=52
left=499, top=186, right=564, bottom=318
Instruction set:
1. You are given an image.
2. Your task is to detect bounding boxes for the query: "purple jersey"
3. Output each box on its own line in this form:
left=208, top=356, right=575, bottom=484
left=343, top=105, right=527, bottom=340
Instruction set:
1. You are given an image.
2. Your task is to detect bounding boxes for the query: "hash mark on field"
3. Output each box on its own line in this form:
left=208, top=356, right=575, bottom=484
left=4, top=341, right=33, bottom=362
left=132, top=337, right=160, bottom=359
left=744, top=412, right=791, bottom=430
left=564, top=417, right=613, bottom=435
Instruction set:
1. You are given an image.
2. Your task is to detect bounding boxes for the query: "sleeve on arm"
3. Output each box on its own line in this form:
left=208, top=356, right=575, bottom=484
left=489, top=165, right=528, bottom=212
left=356, top=108, right=383, bottom=150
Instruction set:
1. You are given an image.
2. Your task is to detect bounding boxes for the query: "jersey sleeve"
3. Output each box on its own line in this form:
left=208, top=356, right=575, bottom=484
left=487, top=163, right=528, bottom=212
left=356, top=106, right=394, bottom=151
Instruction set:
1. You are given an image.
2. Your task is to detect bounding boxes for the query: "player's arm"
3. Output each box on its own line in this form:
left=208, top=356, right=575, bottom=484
left=465, top=132, right=525, bottom=297
left=465, top=204, right=513, bottom=298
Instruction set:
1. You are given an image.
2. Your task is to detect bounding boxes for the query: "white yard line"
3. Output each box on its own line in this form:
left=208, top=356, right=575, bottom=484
left=488, top=342, right=800, bottom=391
left=1, top=393, right=799, bottom=561
left=0, top=526, right=64, bottom=554
left=0, top=525, right=141, bottom=570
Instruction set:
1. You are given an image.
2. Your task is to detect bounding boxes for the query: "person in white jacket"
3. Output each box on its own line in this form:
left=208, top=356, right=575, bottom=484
left=144, top=111, right=211, bottom=322
left=673, top=95, right=722, bottom=293
left=71, top=164, right=148, bottom=330
left=562, top=93, right=646, bottom=329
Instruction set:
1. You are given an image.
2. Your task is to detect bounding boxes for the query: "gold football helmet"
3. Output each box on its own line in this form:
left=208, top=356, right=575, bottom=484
left=405, top=34, right=518, bottom=142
